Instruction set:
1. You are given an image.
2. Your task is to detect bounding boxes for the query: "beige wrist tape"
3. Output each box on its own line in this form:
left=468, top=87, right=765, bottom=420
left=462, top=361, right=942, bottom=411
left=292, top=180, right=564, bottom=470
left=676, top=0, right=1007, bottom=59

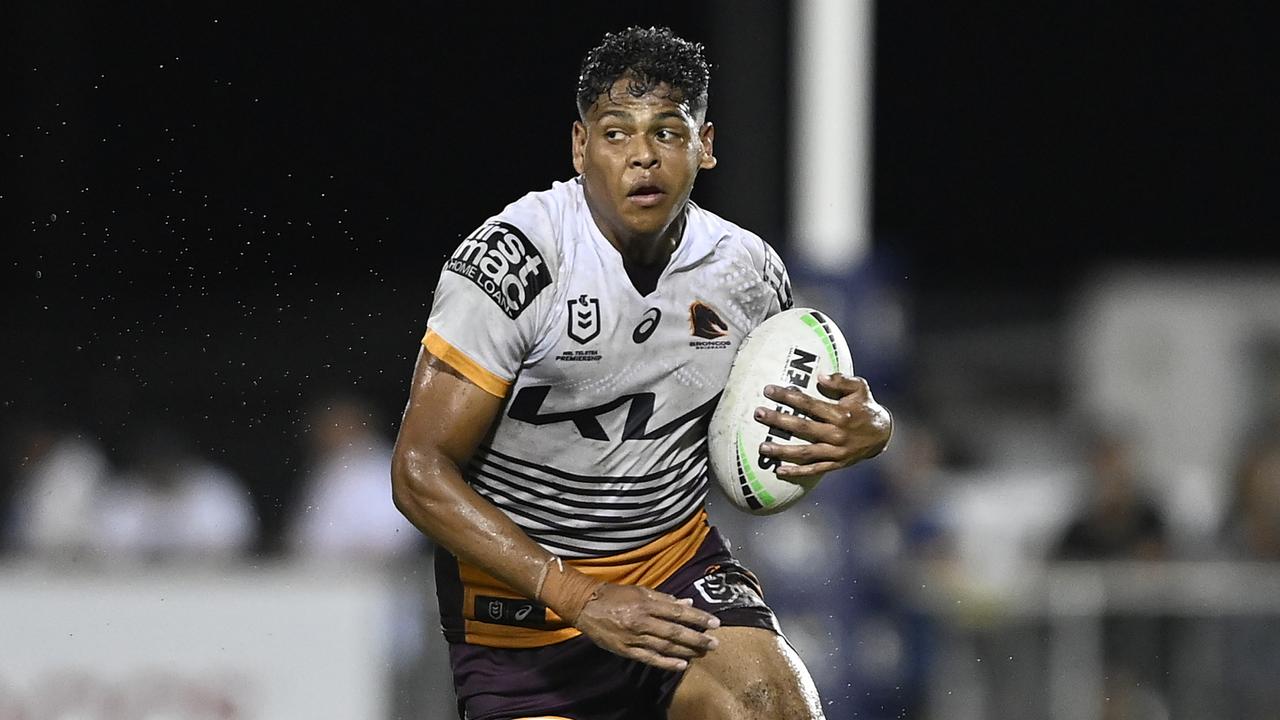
left=534, top=556, right=605, bottom=625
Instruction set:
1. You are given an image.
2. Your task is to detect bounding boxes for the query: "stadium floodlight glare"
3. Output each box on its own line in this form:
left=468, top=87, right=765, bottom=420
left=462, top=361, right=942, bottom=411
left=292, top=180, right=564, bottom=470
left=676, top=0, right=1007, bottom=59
left=791, top=0, right=874, bottom=271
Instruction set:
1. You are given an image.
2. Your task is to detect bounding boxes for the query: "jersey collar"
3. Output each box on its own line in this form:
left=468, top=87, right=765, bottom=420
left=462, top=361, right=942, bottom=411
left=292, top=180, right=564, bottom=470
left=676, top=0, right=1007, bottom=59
left=571, top=176, right=720, bottom=275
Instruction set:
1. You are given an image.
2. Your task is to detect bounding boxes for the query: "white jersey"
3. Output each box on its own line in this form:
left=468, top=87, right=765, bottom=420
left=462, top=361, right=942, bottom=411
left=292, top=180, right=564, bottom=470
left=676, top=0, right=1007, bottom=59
left=426, top=177, right=792, bottom=560
left=425, top=177, right=792, bottom=646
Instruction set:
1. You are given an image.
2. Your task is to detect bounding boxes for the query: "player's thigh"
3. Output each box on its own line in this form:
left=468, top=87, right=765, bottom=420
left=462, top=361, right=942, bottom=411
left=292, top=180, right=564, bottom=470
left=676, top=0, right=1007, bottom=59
left=666, top=626, right=824, bottom=720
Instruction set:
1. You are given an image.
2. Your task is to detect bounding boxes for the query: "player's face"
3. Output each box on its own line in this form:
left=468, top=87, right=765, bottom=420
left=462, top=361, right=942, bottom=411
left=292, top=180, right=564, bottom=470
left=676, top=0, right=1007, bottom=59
left=572, top=78, right=716, bottom=248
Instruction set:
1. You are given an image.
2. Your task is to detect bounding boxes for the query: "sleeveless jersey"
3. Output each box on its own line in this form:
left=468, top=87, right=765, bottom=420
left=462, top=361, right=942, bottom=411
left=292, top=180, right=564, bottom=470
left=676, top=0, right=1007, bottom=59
left=424, top=177, right=792, bottom=646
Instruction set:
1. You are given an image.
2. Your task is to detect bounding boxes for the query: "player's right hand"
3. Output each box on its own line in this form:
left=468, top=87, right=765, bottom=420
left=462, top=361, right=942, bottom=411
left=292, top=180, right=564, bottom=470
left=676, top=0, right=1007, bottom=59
left=573, top=583, right=722, bottom=672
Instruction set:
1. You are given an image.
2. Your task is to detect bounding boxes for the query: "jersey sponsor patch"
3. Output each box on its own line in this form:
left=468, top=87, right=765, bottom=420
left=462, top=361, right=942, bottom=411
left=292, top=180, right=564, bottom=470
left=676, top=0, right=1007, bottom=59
left=445, top=220, right=551, bottom=319
left=474, top=595, right=547, bottom=628
left=506, top=385, right=720, bottom=442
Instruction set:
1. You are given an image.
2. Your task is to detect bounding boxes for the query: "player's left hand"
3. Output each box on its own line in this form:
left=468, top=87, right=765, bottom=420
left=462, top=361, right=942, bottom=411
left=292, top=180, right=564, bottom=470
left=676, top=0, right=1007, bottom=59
left=754, top=373, right=892, bottom=480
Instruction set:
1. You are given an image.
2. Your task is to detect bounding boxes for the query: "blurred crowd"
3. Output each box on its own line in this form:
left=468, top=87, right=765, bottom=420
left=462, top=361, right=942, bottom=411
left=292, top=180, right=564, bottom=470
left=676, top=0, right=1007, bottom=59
left=1, top=384, right=1278, bottom=719
left=0, top=392, right=426, bottom=566
left=706, top=399, right=1280, bottom=719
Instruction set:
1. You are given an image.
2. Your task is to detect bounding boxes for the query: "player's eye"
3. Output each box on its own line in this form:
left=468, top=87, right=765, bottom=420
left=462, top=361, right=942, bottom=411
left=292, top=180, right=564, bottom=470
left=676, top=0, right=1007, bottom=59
left=655, top=128, right=681, bottom=142
left=604, top=129, right=627, bottom=141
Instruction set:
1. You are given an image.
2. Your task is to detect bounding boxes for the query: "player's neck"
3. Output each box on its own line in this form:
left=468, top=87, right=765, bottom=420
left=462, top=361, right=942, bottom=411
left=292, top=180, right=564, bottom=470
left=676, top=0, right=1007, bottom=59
left=587, top=207, right=685, bottom=297
left=598, top=213, right=686, bottom=269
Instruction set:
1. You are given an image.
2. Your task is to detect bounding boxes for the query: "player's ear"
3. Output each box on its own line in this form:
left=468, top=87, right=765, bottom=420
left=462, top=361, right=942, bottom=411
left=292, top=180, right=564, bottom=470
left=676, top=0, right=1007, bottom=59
left=698, top=122, right=716, bottom=170
left=572, top=121, right=587, bottom=174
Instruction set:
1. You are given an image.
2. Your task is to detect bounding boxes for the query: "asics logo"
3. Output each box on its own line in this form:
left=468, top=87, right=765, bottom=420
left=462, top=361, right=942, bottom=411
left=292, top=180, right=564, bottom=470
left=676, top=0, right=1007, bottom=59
left=632, top=307, right=661, bottom=343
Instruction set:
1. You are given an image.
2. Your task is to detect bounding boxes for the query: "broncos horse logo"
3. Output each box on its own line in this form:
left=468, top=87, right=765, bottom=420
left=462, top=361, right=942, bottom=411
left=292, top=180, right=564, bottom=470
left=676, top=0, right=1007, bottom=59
left=688, top=300, right=729, bottom=339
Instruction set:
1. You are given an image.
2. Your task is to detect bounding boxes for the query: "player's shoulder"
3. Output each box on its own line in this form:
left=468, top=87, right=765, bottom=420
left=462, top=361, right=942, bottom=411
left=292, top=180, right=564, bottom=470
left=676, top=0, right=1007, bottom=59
left=686, top=201, right=780, bottom=272
left=456, top=177, right=582, bottom=256
left=486, top=177, right=583, bottom=261
left=439, top=180, right=581, bottom=322
left=688, top=202, right=794, bottom=312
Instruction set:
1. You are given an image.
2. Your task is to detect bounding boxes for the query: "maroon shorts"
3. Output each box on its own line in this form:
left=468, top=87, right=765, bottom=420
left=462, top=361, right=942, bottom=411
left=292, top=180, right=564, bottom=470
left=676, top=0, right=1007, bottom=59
left=446, top=526, right=780, bottom=720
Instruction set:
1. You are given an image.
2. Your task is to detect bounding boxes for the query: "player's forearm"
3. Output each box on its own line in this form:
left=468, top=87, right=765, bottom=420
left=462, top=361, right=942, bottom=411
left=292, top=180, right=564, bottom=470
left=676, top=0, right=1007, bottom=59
left=391, top=446, right=602, bottom=620
left=392, top=445, right=549, bottom=590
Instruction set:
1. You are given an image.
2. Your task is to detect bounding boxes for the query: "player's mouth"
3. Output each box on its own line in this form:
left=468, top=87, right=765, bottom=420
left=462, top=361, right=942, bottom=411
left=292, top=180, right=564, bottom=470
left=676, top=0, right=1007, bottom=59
left=626, top=184, right=665, bottom=208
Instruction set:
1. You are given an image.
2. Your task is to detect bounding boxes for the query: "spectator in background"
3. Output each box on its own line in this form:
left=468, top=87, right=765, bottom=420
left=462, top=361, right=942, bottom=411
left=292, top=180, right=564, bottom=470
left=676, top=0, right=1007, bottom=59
left=1054, top=429, right=1168, bottom=561
left=285, top=393, right=431, bottom=699
left=1220, top=433, right=1280, bottom=560
left=1052, top=427, right=1170, bottom=720
left=1218, top=432, right=1280, bottom=719
left=864, top=418, right=956, bottom=719
left=882, top=420, right=955, bottom=564
left=95, top=424, right=257, bottom=562
left=4, top=420, right=109, bottom=559
left=285, top=393, right=423, bottom=562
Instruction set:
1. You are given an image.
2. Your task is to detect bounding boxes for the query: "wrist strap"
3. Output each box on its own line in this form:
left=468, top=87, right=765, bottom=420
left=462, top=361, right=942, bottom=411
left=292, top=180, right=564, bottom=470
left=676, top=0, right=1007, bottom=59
left=535, top=556, right=604, bottom=625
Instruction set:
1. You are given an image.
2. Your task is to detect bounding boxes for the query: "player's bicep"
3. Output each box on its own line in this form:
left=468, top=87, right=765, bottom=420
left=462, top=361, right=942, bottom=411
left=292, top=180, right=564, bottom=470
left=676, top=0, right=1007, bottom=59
left=394, top=346, right=504, bottom=469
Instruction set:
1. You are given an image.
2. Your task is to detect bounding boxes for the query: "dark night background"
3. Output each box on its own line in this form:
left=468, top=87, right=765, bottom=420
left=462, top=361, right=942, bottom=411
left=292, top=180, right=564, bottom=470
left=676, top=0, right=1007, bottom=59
left=4, top=2, right=1276, bottom=552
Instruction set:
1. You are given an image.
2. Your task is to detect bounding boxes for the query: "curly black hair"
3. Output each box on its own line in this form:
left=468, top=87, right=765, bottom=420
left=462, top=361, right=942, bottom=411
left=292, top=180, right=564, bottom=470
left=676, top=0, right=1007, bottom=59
left=576, top=26, right=710, bottom=119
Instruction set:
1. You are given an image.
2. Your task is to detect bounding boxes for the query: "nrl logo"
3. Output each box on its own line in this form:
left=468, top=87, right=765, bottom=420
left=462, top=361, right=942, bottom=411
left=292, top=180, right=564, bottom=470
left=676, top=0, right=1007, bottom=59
left=568, top=294, right=601, bottom=344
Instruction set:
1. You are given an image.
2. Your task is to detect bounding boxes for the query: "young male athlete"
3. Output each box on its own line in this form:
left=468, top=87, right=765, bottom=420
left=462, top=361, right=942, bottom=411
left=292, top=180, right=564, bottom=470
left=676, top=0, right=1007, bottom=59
left=392, top=26, right=892, bottom=720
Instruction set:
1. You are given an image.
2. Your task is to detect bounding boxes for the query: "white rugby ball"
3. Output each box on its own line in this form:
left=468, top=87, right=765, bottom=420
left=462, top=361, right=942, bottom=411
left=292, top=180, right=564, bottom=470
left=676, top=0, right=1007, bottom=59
left=708, top=307, right=855, bottom=515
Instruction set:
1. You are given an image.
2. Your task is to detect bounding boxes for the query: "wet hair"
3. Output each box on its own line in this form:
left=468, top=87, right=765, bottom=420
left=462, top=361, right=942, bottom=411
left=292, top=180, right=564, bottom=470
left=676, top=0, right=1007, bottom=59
left=576, top=26, right=710, bottom=120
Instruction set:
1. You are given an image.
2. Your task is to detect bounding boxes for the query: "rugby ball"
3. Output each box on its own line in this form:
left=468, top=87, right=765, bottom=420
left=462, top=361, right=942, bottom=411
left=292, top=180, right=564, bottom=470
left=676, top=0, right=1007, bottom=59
left=708, top=308, right=854, bottom=515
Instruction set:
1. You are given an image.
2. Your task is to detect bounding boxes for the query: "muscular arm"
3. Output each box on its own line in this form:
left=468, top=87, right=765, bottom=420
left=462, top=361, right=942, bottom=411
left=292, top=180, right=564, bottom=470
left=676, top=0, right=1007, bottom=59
left=391, top=347, right=720, bottom=670
left=391, top=348, right=561, bottom=598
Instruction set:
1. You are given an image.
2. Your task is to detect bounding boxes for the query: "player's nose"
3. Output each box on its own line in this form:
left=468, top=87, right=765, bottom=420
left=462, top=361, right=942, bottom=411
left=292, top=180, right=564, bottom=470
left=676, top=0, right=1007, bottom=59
left=628, top=138, right=659, bottom=169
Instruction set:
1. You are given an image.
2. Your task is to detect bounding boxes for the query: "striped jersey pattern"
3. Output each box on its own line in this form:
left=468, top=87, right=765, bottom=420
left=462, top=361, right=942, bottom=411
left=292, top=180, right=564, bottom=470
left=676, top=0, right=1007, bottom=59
left=466, top=440, right=709, bottom=557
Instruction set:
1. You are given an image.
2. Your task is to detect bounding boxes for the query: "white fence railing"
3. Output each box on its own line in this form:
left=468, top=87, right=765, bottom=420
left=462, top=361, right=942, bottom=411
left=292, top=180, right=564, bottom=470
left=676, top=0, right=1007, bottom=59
left=914, top=561, right=1280, bottom=720
left=5, top=559, right=1277, bottom=720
